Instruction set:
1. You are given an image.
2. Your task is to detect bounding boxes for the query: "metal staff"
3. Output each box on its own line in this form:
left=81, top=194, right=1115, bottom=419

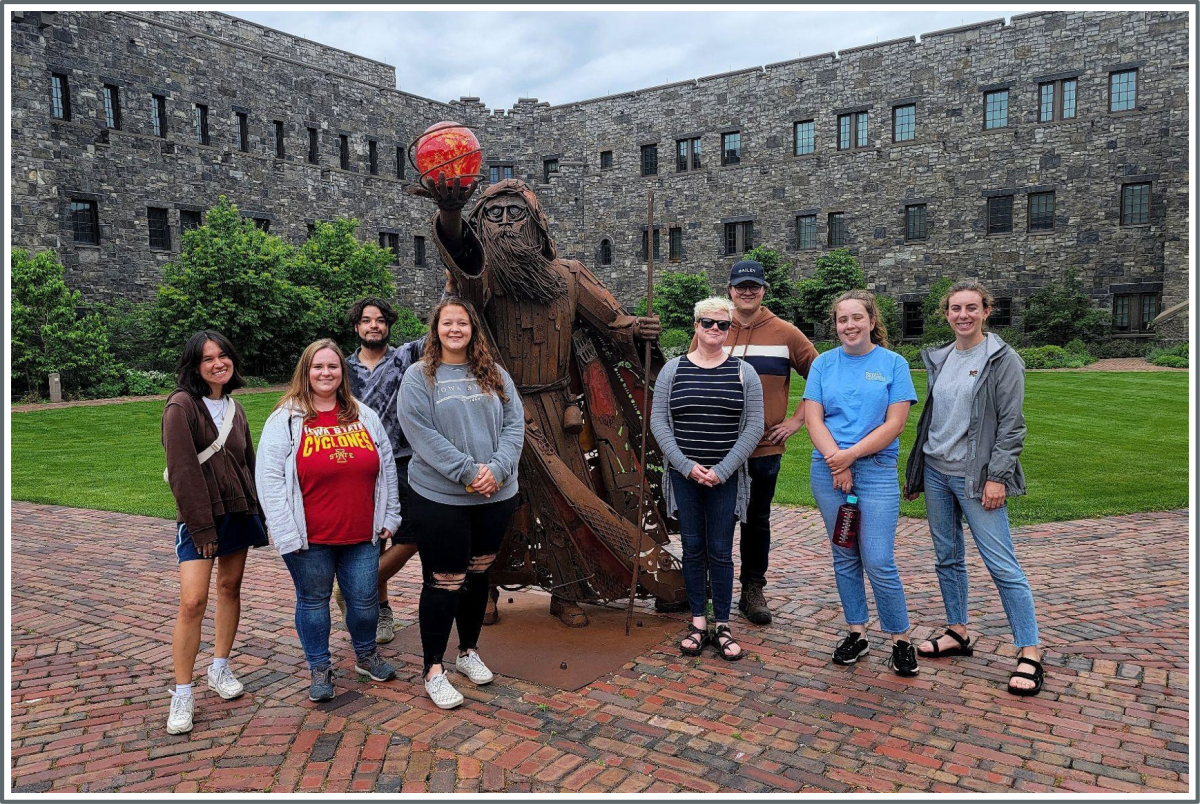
left=626, top=191, right=655, bottom=636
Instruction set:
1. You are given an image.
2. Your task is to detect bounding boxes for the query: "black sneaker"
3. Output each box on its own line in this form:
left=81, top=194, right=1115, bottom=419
left=832, top=631, right=869, bottom=665
left=888, top=640, right=920, bottom=677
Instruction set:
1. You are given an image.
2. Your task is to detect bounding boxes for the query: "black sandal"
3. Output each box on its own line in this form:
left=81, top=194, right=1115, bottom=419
left=917, top=629, right=974, bottom=658
left=679, top=626, right=708, bottom=657
left=713, top=625, right=744, bottom=662
left=1007, top=656, right=1044, bottom=696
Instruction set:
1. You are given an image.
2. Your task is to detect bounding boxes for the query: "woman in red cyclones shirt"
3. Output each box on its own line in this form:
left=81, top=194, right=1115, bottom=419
left=257, top=339, right=401, bottom=703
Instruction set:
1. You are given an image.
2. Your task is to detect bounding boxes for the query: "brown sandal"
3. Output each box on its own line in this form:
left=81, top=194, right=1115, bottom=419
left=917, top=629, right=974, bottom=658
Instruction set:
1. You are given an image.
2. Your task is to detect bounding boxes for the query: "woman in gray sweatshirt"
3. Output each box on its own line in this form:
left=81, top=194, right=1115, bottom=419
left=398, top=298, right=524, bottom=710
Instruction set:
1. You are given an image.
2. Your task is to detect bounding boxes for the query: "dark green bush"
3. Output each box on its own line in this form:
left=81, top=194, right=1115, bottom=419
left=920, top=277, right=955, bottom=346
left=1018, top=345, right=1094, bottom=369
left=795, top=249, right=864, bottom=331
left=1022, top=269, right=1111, bottom=345
left=635, top=271, right=713, bottom=330
left=744, top=245, right=801, bottom=325
left=891, top=343, right=924, bottom=369
left=1150, top=354, right=1188, bottom=368
left=393, top=306, right=430, bottom=343
left=659, top=328, right=692, bottom=358
left=1148, top=342, right=1188, bottom=368
left=1089, top=338, right=1156, bottom=359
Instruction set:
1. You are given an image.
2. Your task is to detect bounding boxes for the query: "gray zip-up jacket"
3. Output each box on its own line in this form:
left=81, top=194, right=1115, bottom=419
left=650, top=355, right=765, bottom=522
left=904, top=332, right=1027, bottom=499
left=255, top=401, right=401, bottom=555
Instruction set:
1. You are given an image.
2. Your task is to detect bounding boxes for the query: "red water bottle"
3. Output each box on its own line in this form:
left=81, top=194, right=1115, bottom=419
left=832, top=494, right=860, bottom=550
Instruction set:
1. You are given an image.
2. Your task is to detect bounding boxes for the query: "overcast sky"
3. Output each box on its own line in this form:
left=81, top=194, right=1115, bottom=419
left=236, top=6, right=1019, bottom=109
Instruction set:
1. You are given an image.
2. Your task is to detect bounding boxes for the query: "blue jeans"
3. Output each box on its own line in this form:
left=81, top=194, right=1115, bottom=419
left=923, top=465, right=1040, bottom=648
left=810, top=455, right=910, bottom=635
left=670, top=469, right=738, bottom=622
left=281, top=540, right=379, bottom=671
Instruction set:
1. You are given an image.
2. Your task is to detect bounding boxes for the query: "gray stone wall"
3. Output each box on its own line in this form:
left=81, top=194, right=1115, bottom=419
left=10, top=10, right=1190, bottom=338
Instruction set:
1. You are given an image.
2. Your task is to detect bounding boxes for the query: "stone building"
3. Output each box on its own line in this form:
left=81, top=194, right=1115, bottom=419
left=10, top=10, right=1189, bottom=340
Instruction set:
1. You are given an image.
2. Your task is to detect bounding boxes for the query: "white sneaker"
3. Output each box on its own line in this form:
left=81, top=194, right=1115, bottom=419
left=166, top=690, right=194, bottom=735
left=455, top=650, right=494, bottom=685
left=424, top=671, right=464, bottom=709
left=207, top=664, right=245, bottom=700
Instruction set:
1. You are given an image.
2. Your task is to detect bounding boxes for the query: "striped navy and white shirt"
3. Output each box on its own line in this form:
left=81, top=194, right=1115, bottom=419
left=668, top=355, right=745, bottom=466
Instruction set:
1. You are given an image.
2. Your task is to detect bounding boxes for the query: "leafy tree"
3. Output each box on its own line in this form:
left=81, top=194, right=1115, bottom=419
left=744, top=245, right=800, bottom=324
left=1022, top=269, right=1111, bottom=345
left=11, top=249, right=122, bottom=398
left=290, top=219, right=396, bottom=351
left=156, top=197, right=316, bottom=376
left=921, top=276, right=955, bottom=345
left=795, top=248, right=865, bottom=331
left=393, top=306, right=430, bottom=342
left=634, top=271, right=713, bottom=330
left=874, top=295, right=902, bottom=345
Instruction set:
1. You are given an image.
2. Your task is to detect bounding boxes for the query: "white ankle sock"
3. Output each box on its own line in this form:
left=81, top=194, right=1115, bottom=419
left=175, top=683, right=193, bottom=698
left=211, top=657, right=229, bottom=672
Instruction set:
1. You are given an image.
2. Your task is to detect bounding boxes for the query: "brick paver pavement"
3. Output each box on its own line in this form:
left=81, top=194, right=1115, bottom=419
left=9, top=501, right=1189, bottom=794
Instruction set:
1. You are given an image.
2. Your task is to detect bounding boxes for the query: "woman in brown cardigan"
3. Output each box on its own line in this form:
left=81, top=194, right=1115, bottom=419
left=162, top=331, right=266, bottom=735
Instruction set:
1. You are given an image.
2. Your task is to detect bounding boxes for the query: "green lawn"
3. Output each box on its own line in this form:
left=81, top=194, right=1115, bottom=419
left=10, top=372, right=1189, bottom=527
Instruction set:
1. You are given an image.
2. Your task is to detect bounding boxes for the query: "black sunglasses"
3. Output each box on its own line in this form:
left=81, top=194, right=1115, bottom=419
left=483, top=203, right=529, bottom=223
left=697, top=317, right=732, bottom=331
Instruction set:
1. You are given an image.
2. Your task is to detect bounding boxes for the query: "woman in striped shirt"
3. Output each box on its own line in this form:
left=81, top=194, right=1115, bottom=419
left=651, top=297, right=764, bottom=661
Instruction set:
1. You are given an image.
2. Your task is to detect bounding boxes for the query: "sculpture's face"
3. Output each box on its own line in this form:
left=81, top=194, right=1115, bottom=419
left=481, top=196, right=531, bottom=239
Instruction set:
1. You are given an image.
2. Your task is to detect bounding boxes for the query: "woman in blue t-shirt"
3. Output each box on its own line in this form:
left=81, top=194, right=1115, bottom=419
left=803, top=290, right=920, bottom=677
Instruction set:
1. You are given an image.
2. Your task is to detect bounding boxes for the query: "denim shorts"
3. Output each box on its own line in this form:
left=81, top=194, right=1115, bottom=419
left=176, top=512, right=269, bottom=562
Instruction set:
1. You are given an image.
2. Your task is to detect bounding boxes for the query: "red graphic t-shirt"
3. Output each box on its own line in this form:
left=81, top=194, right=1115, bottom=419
left=296, top=406, right=380, bottom=545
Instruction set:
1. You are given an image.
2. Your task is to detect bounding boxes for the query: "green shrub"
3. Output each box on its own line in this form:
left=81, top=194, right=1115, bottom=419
left=1022, top=269, right=1111, bottom=345
left=93, top=299, right=172, bottom=372
left=744, top=245, right=800, bottom=324
left=659, top=328, right=692, bottom=358
left=1150, top=354, right=1189, bottom=368
left=1064, top=338, right=1090, bottom=355
left=243, top=376, right=273, bottom=389
left=891, top=343, right=924, bottom=369
left=795, top=249, right=864, bottom=332
left=875, top=295, right=902, bottom=346
left=11, top=248, right=123, bottom=399
left=1148, top=342, right=1188, bottom=368
left=123, top=369, right=176, bottom=397
left=920, top=277, right=955, bottom=345
left=393, top=306, right=429, bottom=342
left=1018, top=345, right=1094, bottom=369
left=812, top=340, right=839, bottom=354
left=635, top=271, right=713, bottom=330
left=1090, top=338, right=1156, bottom=359
left=992, top=326, right=1030, bottom=348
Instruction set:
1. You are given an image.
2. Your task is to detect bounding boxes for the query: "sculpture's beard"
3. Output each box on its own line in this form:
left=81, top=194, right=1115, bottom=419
left=481, top=221, right=566, bottom=304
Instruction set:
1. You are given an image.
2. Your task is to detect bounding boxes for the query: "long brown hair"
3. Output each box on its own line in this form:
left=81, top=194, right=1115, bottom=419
left=422, top=298, right=509, bottom=402
left=829, top=289, right=889, bottom=348
left=274, top=339, right=361, bottom=423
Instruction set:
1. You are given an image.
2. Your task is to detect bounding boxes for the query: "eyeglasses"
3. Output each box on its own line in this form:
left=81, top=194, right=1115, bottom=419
left=732, top=283, right=764, bottom=293
left=483, top=203, right=529, bottom=223
left=697, top=317, right=732, bottom=331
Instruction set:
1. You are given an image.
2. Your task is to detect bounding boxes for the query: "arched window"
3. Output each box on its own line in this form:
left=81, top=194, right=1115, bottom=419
left=599, top=238, right=612, bottom=265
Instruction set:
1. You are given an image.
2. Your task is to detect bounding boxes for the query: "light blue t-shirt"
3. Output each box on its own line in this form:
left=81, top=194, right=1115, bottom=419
left=802, top=345, right=918, bottom=459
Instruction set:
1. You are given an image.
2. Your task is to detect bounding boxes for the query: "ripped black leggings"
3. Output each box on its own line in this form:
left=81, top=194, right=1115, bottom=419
left=410, top=490, right=519, bottom=671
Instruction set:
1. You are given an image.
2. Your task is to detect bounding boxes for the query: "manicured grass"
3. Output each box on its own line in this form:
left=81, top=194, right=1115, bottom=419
left=10, top=372, right=1188, bottom=527
left=774, top=371, right=1189, bottom=526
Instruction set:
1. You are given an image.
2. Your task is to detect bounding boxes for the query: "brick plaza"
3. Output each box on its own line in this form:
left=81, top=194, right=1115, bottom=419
left=9, top=501, right=1189, bottom=794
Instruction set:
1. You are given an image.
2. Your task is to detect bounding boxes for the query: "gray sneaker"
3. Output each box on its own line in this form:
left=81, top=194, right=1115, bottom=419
left=376, top=605, right=395, bottom=644
left=308, top=666, right=334, bottom=702
left=354, top=651, right=396, bottom=682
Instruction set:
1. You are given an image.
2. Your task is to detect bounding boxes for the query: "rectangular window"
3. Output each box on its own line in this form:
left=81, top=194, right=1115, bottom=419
left=236, top=111, right=248, bottom=152
left=984, top=89, right=1009, bottom=129
left=794, top=120, right=815, bottom=155
left=903, top=301, right=924, bottom=340
left=1112, top=292, right=1160, bottom=333
left=147, top=207, right=170, bottom=250
left=152, top=94, right=167, bottom=138
left=193, top=103, right=209, bottom=145
left=308, top=128, right=318, bottom=164
left=721, top=132, right=741, bottom=166
left=1110, top=69, right=1137, bottom=112
left=50, top=73, right=71, bottom=120
left=503, top=165, right=514, bottom=180
left=274, top=121, right=285, bottom=158
left=339, top=135, right=350, bottom=169
left=640, top=143, right=658, bottom=176
left=600, top=150, right=613, bottom=169
left=675, top=137, right=701, bottom=172
left=669, top=226, right=682, bottom=260
left=396, top=146, right=405, bottom=179
left=251, top=217, right=270, bottom=233
left=306, top=222, right=317, bottom=240
left=489, top=166, right=499, bottom=184
left=892, top=104, right=915, bottom=142
left=180, top=209, right=202, bottom=233
left=69, top=200, right=99, bottom=245
left=838, top=111, right=868, bottom=150
left=641, top=229, right=661, bottom=261
left=991, top=297, right=1013, bottom=327
left=796, top=215, right=817, bottom=250
left=1027, top=191, right=1055, bottom=232
left=369, top=140, right=378, bottom=175
left=1121, top=182, right=1150, bottom=225
left=1039, top=78, right=1078, bottom=122
left=987, top=195, right=1014, bottom=234
left=543, top=158, right=559, bottom=183
left=413, top=235, right=427, bottom=267
left=723, top=221, right=753, bottom=255
left=379, top=232, right=399, bottom=263
left=103, top=84, right=121, bottom=130
left=905, top=204, right=927, bottom=241
left=827, top=212, right=846, bottom=247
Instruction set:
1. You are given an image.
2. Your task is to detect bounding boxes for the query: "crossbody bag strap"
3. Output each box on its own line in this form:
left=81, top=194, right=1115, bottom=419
left=195, top=396, right=236, bottom=465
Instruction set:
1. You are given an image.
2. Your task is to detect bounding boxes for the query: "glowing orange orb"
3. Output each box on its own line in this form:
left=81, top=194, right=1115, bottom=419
left=414, top=122, right=482, bottom=184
